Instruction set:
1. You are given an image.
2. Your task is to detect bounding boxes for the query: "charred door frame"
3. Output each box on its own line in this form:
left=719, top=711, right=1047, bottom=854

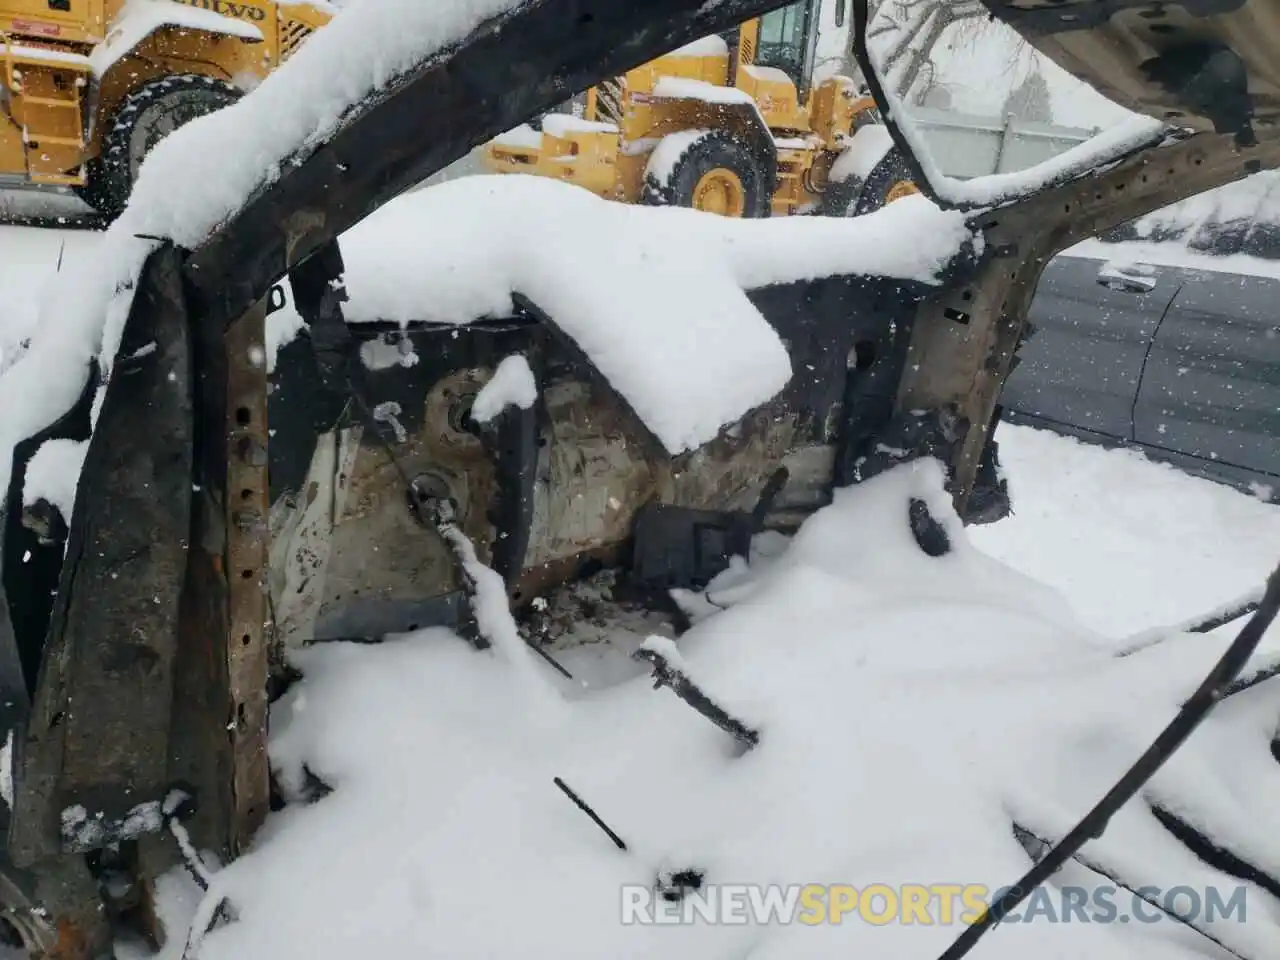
left=896, top=129, right=1280, bottom=510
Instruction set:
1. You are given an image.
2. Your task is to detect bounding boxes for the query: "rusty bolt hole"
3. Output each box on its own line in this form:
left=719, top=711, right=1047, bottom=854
left=241, top=569, right=255, bottom=579
left=242, top=633, right=252, bottom=646
left=235, top=407, right=252, bottom=426
left=240, top=488, right=254, bottom=501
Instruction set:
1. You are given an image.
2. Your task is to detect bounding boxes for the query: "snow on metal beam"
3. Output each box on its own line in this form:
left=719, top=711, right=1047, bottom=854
left=181, top=0, right=811, bottom=333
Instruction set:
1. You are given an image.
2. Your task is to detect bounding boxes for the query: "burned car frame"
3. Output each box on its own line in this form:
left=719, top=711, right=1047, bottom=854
left=0, top=0, right=1278, bottom=956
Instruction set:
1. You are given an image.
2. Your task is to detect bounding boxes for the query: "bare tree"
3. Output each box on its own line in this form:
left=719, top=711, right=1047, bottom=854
left=1003, top=68, right=1053, bottom=123
left=866, top=0, right=1000, bottom=102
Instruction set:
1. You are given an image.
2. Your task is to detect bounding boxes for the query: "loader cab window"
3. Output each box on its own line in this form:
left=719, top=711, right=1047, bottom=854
left=756, top=0, right=813, bottom=90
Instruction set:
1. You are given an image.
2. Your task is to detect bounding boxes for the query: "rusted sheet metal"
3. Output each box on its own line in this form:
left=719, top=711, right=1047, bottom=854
left=269, top=374, right=814, bottom=643
left=900, top=128, right=1280, bottom=512
left=8, top=245, right=194, bottom=870
left=223, top=299, right=272, bottom=852
left=263, top=272, right=920, bottom=645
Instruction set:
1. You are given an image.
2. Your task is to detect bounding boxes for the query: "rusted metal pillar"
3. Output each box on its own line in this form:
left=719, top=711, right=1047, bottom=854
left=222, top=300, right=272, bottom=852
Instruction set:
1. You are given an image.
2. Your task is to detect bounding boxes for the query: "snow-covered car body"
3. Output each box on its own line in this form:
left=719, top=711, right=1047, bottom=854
left=258, top=176, right=980, bottom=647
left=0, top=0, right=1276, bottom=956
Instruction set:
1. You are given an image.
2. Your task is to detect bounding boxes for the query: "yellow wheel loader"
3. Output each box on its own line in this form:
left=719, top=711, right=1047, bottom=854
left=0, top=0, right=332, bottom=220
left=481, top=0, right=918, bottom=218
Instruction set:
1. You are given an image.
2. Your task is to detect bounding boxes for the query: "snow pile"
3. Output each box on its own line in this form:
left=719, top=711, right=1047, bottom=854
left=652, top=77, right=758, bottom=106
left=972, top=423, right=1280, bottom=642
left=332, top=175, right=970, bottom=312
left=540, top=114, right=619, bottom=136
left=22, top=438, right=86, bottom=520
left=1133, top=170, right=1280, bottom=240
left=0, top=6, right=973, bottom=487
left=471, top=354, right=537, bottom=423
left=829, top=124, right=894, bottom=184
left=90, top=0, right=263, bottom=77
left=490, top=123, right=542, bottom=149
left=1098, top=169, right=1280, bottom=259
left=0, top=227, right=98, bottom=380
left=154, top=458, right=1279, bottom=960
left=437, top=517, right=566, bottom=722
left=268, top=174, right=970, bottom=454
left=1068, top=235, right=1280, bottom=282
left=667, top=35, right=730, bottom=59
left=643, top=128, right=713, bottom=185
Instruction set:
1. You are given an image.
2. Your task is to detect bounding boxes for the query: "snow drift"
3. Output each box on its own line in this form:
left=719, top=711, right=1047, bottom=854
left=143, top=459, right=1280, bottom=960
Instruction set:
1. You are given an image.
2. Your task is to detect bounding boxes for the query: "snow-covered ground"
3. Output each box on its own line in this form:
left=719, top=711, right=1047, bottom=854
left=125, top=423, right=1279, bottom=960
left=974, top=424, right=1280, bottom=642
left=0, top=226, right=101, bottom=378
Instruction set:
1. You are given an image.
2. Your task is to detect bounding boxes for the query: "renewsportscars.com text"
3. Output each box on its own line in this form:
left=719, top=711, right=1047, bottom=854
left=620, top=882, right=1248, bottom=926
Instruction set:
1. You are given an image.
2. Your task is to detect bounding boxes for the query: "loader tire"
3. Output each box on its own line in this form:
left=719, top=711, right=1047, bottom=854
left=75, top=74, right=240, bottom=220
left=850, top=146, right=920, bottom=217
left=823, top=145, right=919, bottom=218
left=641, top=131, right=771, bottom=218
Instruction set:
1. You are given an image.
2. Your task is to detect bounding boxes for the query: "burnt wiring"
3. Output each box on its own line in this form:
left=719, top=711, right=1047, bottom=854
left=553, top=777, right=628, bottom=851
left=1011, top=823, right=1252, bottom=960
left=1116, top=586, right=1266, bottom=658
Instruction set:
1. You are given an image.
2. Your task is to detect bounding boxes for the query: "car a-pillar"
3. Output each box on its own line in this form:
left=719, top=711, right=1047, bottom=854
left=0, top=243, right=273, bottom=956
left=894, top=127, right=1280, bottom=516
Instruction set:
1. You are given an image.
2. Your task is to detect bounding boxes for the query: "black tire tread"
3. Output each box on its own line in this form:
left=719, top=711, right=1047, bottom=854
left=641, top=130, right=771, bottom=218
left=822, top=143, right=918, bottom=218
left=74, top=74, right=239, bottom=219
left=851, top=146, right=918, bottom=217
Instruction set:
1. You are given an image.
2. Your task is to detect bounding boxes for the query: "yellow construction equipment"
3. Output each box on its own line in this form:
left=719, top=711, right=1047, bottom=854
left=481, top=0, right=918, bottom=218
left=0, top=0, right=332, bottom=218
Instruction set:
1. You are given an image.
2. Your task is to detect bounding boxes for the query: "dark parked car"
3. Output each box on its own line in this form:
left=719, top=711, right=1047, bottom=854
left=1003, top=228, right=1280, bottom=501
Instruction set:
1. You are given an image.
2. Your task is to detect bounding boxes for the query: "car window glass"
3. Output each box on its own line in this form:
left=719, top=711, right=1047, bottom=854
left=756, top=0, right=809, bottom=88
